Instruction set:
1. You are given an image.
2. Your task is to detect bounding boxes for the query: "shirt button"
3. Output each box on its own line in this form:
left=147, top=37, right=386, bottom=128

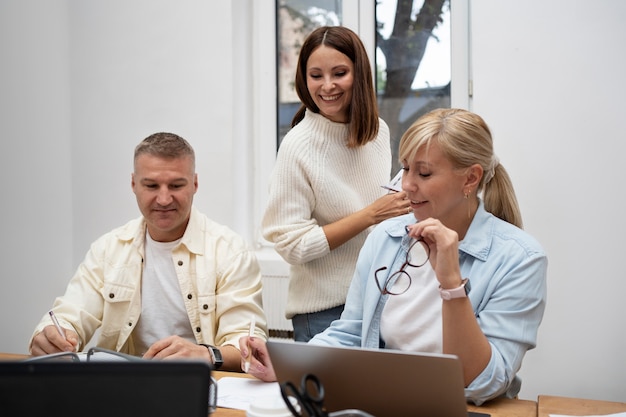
left=203, top=304, right=209, bottom=310
left=109, top=293, right=115, bottom=299
left=178, top=260, right=183, bottom=266
left=187, top=294, right=193, bottom=300
left=195, top=327, right=201, bottom=333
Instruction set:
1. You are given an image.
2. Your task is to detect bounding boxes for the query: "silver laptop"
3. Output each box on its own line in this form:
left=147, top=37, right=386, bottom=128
left=267, top=340, right=486, bottom=417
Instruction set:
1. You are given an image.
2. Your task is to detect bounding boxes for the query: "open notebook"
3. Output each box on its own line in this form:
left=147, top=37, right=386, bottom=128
left=0, top=358, right=212, bottom=417
left=267, top=340, right=489, bottom=417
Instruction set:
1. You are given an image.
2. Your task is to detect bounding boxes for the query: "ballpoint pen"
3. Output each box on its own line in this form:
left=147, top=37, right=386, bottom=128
left=381, top=168, right=403, bottom=193
left=48, top=310, right=67, bottom=340
left=244, top=316, right=255, bottom=373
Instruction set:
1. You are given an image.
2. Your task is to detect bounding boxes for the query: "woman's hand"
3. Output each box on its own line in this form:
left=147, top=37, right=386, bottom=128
left=325, top=191, right=412, bottom=250
left=406, top=218, right=463, bottom=289
left=239, top=336, right=277, bottom=382
left=366, top=191, right=412, bottom=225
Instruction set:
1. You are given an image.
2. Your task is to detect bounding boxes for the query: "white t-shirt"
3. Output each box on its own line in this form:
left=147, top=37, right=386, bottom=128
left=133, top=232, right=195, bottom=355
left=380, top=262, right=443, bottom=353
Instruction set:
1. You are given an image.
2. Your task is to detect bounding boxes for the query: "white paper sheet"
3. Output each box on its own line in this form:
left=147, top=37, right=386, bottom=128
left=550, top=413, right=626, bottom=417
left=217, top=377, right=282, bottom=410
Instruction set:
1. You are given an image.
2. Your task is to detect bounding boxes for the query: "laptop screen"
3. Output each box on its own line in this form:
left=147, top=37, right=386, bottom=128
left=0, top=361, right=211, bottom=417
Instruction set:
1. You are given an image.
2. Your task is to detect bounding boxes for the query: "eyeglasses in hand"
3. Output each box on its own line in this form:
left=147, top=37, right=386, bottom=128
left=374, top=234, right=430, bottom=295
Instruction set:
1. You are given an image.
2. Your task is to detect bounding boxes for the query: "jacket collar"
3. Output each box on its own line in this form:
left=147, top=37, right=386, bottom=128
left=116, top=206, right=205, bottom=256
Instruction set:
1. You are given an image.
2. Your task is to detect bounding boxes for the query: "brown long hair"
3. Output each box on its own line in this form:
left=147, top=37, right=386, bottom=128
left=291, top=26, right=379, bottom=148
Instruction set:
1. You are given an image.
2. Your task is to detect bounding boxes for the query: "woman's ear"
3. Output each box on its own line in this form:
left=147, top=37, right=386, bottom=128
left=465, top=163, right=483, bottom=190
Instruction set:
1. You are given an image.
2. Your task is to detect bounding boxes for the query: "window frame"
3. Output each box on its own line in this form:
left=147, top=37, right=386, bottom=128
left=251, top=0, right=468, bottom=251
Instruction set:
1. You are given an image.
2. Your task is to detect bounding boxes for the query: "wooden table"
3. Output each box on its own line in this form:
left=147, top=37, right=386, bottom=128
left=211, top=370, right=537, bottom=417
left=1, top=353, right=536, bottom=417
left=538, top=395, right=626, bottom=417
left=468, top=397, right=537, bottom=417
left=0, top=352, right=28, bottom=360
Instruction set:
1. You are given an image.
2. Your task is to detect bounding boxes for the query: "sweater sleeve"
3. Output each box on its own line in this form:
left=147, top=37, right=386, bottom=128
left=262, top=126, right=330, bottom=265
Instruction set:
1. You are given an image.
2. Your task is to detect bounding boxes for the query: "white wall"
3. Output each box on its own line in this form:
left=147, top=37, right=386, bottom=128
left=0, top=0, right=244, bottom=353
left=0, top=0, right=74, bottom=355
left=469, top=0, right=626, bottom=402
left=67, top=0, right=240, bottom=259
left=0, top=0, right=624, bottom=404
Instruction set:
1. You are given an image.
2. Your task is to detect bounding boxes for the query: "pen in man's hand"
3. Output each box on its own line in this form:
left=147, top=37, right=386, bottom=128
left=244, top=316, right=256, bottom=373
left=48, top=310, right=67, bottom=340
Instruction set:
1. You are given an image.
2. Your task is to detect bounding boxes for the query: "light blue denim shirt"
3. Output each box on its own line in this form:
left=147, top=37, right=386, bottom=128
left=310, top=200, right=547, bottom=405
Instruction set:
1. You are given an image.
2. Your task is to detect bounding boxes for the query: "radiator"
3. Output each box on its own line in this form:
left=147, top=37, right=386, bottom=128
left=258, top=248, right=294, bottom=339
left=261, top=273, right=293, bottom=339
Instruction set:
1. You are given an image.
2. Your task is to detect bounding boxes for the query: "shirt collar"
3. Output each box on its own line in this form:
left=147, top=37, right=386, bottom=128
left=458, top=200, right=493, bottom=262
left=116, top=206, right=204, bottom=256
left=382, top=200, right=493, bottom=262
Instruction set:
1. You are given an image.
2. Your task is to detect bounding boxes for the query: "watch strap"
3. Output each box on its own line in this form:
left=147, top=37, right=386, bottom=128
left=439, top=278, right=471, bottom=300
left=199, top=344, right=223, bottom=369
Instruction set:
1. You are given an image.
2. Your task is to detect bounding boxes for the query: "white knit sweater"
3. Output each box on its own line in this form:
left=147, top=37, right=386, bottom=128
left=262, top=110, right=391, bottom=318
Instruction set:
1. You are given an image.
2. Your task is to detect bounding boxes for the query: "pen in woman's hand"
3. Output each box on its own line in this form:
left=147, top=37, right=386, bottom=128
left=244, top=316, right=255, bottom=373
left=48, top=310, right=67, bottom=340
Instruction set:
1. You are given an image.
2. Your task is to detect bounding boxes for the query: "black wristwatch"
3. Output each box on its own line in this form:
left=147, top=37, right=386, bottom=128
left=199, top=344, right=223, bottom=369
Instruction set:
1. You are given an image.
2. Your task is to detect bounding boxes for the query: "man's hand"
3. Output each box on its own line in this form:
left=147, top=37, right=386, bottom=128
left=143, top=335, right=210, bottom=360
left=30, top=325, right=78, bottom=356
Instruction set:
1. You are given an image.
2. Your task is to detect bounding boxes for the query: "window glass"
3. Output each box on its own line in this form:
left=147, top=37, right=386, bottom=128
left=276, top=0, right=342, bottom=146
left=376, top=0, right=451, bottom=173
left=275, top=0, right=451, bottom=174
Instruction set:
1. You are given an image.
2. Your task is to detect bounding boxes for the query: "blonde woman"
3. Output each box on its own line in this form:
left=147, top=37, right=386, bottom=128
left=246, top=108, right=547, bottom=405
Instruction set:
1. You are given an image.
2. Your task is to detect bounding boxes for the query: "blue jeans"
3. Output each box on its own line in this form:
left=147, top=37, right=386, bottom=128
left=292, top=305, right=344, bottom=342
